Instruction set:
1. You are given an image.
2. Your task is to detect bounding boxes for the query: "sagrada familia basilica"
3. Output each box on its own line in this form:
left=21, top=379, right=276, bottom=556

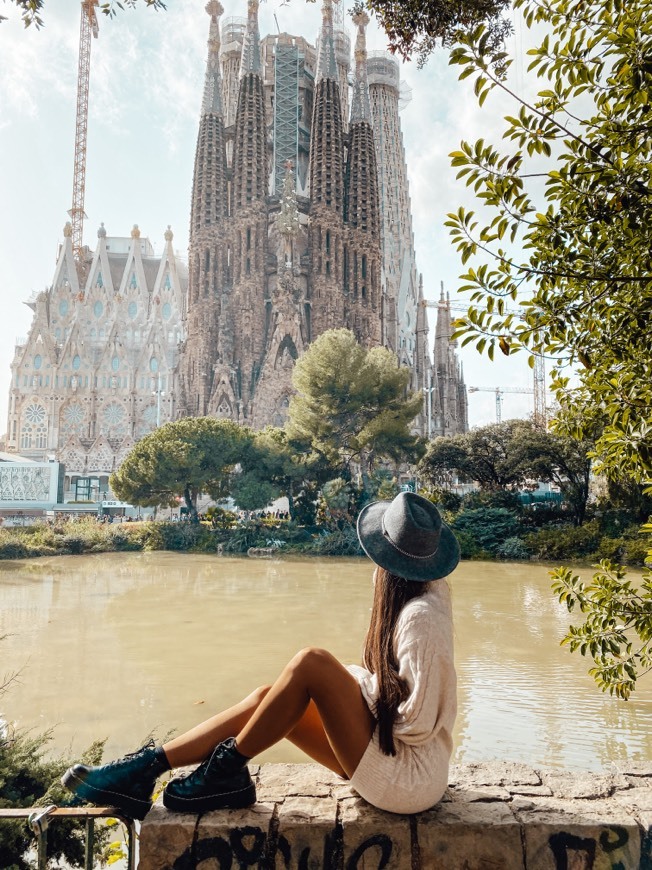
left=6, top=0, right=468, bottom=484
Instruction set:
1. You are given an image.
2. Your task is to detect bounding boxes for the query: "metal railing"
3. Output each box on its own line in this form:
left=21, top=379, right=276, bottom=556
left=0, top=805, right=137, bottom=870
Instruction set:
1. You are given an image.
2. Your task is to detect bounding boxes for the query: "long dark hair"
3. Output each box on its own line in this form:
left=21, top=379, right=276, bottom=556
left=362, top=567, right=427, bottom=756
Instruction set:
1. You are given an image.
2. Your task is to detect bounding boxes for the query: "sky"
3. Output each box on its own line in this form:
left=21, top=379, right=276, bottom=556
left=0, top=0, right=540, bottom=432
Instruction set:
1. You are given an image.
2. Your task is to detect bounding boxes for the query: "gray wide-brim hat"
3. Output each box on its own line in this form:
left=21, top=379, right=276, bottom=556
left=357, top=491, right=460, bottom=582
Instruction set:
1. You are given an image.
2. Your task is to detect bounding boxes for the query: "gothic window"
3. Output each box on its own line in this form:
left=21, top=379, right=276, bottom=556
left=33, top=354, right=42, bottom=370
left=96, top=272, right=104, bottom=288
left=101, top=402, right=127, bottom=437
left=130, top=272, right=138, bottom=289
left=128, top=302, right=138, bottom=319
left=94, top=301, right=104, bottom=317
left=361, top=255, right=367, bottom=279
left=246, top=258, right=251, bottom=275
left=246, top=228, right=251, bottom=250
left=162, top=302, right=172, bottom=320
left=150, top=357, right=159, bottom=373
left=111, top=356, right=120, bottom=372
left=216, top=397, right=231, bottom=418
left=326, top=230, right=331, bottom=255
left=25, top=404, right=46, bottom=425
left=73, top=355, right=81, bottom=370
left=59, top=300, right=69, bottom=316
left=20, top=427, right=32, bottom=449
left=164, top=274, right=172, bottom=290
left=35, top=425, right=47, bottom=449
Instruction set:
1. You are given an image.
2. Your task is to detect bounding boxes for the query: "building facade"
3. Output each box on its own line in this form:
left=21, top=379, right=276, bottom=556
left=6, top=224, right=186, bottom=486
left=5, top=0, right=466, bottom=483
left=178, top=0, right=467, bottom=433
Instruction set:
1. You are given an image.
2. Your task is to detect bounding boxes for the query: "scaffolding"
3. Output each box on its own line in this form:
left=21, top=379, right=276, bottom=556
left=367, top=50, right=412, bottom=108
left=273, top=41, right=300, bottom=193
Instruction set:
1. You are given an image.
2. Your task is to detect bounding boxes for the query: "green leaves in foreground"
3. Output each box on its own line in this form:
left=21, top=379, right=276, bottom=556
left=552, top=524, right=652, bottom=699
left=446, top=0, right=652, bottom=490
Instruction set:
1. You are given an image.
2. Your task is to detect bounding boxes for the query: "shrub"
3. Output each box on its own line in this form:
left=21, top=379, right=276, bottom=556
left=421, top=487, right=462, bottom=513
left=524, top=520, right=602, bottom=561
left=0, top=721, right=110, bottom=867
left=453, top=530, right=486, bottom=560
left=452, top=508, right=521, bottom=554
left=496, top=536, right=530, bottom=561
left=310, top=524, right=363, bottom=556
left=623, top=535, right=652, bottom=567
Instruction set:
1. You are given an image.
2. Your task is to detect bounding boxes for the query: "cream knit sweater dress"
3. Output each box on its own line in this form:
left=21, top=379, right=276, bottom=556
left=345, top=579, right=456, bottom=814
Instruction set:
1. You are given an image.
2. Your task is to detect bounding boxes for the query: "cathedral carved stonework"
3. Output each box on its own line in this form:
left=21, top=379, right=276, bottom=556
left=178, top=0, right=467, bottom=433
left=5, top=0, right=467, bottom=486
left=7, top=223, right=186, bottom=476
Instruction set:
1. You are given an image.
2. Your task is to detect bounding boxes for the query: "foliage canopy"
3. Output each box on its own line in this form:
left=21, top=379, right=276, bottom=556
left=111, top=417, right=251, bottom=519
left=2, top=0, right=165, bottom=29
left=287, top=329, right=424, bottom=485
left=446, top=0, right=652, bottom=490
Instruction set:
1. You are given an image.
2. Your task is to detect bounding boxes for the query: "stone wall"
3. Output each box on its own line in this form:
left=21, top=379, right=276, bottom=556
left=139, top=761, right=652, bottom=869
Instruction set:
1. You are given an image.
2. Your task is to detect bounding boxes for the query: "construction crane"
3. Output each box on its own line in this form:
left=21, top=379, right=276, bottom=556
left=69, top=0, right=99, bottom=266
left=468, top=386, right=534, bottom=424
left=420, top=286, right=548, bottom=426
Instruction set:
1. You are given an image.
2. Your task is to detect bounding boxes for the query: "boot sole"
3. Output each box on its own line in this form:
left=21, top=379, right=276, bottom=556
left=163, top=781, right=256, bottom=813
left=61, top=768, right=152, bottom=821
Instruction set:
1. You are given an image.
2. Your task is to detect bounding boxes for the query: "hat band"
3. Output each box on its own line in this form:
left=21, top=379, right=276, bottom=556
left=381, top=516, right=439, bottom=560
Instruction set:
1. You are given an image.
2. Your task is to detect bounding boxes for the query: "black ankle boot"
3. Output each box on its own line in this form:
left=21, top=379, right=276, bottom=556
left=61, top=740, right=170, bottom=820
left=163, top=737, right=256, bottom=813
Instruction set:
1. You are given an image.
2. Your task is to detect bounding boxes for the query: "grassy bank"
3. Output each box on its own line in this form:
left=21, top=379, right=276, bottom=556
left=0, top=514, right=648, bottom=566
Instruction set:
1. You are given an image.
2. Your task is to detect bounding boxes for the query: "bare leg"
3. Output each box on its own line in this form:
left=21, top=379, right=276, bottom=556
left=163, top=686, right=270, bottom=768
left=236, top=647, right=375, bottom=778
left=163, top=648, right=375, bottom=778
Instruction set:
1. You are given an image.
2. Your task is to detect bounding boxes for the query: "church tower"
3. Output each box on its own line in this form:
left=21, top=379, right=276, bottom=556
left=229, top=0, right=269, bottom=418
left=308, top=0, right=346, bottom=337
left=343, top=11, right=382, bottom=347
left=181, top=0, right=230, bottom=418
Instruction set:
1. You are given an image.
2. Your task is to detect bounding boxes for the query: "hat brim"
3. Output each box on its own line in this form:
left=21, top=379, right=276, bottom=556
left=357, top=500, right=460, bottom=582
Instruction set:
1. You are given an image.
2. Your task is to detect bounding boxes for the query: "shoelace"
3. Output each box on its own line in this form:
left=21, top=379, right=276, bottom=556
left=104, top=739, right=156, bottom=769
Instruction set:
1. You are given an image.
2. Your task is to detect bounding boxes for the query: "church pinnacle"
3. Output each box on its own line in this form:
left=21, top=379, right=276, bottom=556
left=316, top=0, right=338, bottom=82
left=202, top=1, right=224, bottom=116
left=350, top=11, right=372, bottom=124
left=239, top=0, right=262, bottom=78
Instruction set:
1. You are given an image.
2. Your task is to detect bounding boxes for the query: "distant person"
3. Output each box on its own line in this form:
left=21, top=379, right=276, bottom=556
left=62, top=492, right=459, bottom=819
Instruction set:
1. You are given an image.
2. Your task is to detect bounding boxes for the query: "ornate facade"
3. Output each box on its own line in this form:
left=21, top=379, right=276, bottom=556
left=6, top=224, right=186, bottom=481
left=178, top=0, right=467, bottom=434
left=5, top=0, right=467, bottom=484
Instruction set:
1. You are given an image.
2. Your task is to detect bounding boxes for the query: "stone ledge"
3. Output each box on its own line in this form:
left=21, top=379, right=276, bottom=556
left=138, top=761, right=652, bottom=869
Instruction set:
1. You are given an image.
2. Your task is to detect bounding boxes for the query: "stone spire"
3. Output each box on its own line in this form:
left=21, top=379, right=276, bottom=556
left=202, top=1, right=224, bottom=116
left=277, top=161, right=300, bottom=240
left=350, top=11, right=372, bottom=124
left=316, top=0, right=338, bottom=82
left=239, top=0, right=262, bottom=78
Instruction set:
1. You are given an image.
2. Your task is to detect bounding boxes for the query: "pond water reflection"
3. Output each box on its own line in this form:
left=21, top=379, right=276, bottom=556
left=1, top=552, right=650, bottom=770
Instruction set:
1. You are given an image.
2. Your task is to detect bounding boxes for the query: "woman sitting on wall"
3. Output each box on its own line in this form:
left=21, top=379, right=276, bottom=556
left=62, top=491, right=459, bottom=817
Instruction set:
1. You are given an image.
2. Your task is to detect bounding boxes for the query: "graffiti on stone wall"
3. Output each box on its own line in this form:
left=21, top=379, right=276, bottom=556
left=165, top=821, right=640, bottom=870
left=171, top=824, right=395, bottom=870
left=548, top=826, right=633, bottom=870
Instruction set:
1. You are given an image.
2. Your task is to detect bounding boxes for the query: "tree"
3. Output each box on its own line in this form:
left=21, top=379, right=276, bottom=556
left=286, top=329, right=424, bottom=491
left=2, top=0, right=165, bottom=29
left=445, top=0, right=652, bottom=693
left=419, top=419, right=535, bottom=491
left=233, top=426, right=331, bottom=520
left=110, top=417, right=251, bottom=522
left=509, top=426, right=593, bottom=526
left=353, top=0, right=511, bottom=67
left=446, top=0, right=652, bottom=490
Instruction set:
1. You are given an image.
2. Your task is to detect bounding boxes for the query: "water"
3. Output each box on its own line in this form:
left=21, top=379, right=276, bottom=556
left=1, top=552, right=650, bottom=770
